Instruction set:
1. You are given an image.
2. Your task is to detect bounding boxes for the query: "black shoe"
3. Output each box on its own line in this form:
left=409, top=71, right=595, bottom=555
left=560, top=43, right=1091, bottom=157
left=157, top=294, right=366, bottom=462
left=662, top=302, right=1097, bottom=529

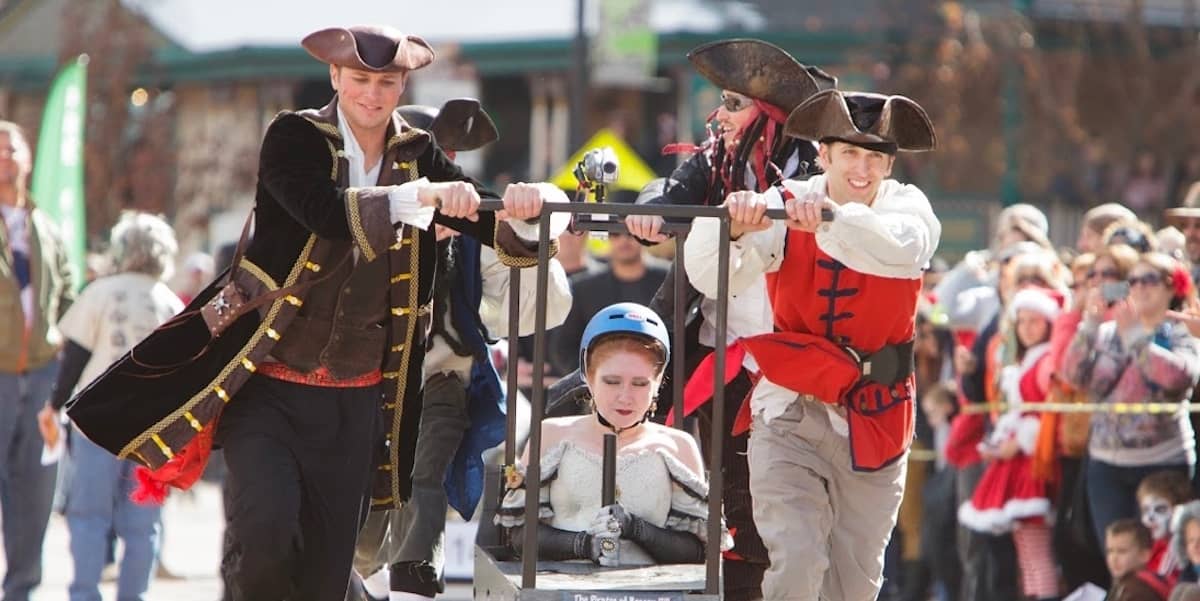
left=390, top=561, right=442, bottom=598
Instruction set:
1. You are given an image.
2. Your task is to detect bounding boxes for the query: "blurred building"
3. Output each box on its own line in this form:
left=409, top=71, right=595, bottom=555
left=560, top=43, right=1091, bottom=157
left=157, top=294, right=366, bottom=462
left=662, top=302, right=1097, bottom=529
left=0, top=0, right=1198, bottom=257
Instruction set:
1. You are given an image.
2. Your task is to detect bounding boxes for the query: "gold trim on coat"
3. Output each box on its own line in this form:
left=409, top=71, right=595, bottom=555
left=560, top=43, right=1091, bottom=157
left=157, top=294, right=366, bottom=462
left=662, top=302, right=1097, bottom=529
left=118, top=235, right=319, bottom=461
left=346, top=188, right=377, bottom=262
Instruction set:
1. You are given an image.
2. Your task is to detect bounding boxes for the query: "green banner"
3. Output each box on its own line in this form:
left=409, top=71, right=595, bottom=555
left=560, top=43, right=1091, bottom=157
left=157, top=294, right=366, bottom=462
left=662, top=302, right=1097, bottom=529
left=592, top=0, right=658, bottom=87
left=30, top=55, right=88, bottom=291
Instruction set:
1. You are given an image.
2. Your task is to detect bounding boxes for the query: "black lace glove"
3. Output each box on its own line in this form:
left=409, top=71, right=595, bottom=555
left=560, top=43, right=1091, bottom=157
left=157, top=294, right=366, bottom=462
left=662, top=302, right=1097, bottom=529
left=589, top=504, right=705, bottom=564
left=509, top=524, right=593, bottom=561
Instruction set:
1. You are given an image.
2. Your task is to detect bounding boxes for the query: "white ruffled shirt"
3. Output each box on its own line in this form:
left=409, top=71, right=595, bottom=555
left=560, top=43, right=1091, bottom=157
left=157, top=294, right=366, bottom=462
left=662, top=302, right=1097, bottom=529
left=335, top=105, right=434, bottom=231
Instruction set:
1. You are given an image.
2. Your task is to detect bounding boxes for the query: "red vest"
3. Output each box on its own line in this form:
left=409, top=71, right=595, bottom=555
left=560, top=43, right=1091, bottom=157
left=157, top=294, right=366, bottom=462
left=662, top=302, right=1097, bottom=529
left=741, top=230, right=922, bottom=471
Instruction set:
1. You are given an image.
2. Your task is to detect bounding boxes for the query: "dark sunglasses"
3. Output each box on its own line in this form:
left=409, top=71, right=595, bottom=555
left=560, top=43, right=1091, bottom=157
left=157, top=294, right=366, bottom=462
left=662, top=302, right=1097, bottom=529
left=1015, top=275, right=1047, bottom=286
left=1127, top=273, right=1164, bottom=288
left=1109, top=227, right=1151, bottom=253
left=1086, top=268, right=1121, bottom=281
left=720, top=93, right=752, bottom=113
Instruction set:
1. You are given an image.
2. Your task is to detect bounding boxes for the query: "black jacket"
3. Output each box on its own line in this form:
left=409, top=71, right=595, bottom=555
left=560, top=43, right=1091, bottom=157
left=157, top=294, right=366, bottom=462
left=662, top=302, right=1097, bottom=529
left=68, top=99, right=547, bottom=508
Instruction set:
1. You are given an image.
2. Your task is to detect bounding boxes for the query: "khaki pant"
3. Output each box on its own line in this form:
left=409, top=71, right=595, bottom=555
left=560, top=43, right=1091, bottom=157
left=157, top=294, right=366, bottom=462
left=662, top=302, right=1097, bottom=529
left=749, top=397, right=907, bottom=601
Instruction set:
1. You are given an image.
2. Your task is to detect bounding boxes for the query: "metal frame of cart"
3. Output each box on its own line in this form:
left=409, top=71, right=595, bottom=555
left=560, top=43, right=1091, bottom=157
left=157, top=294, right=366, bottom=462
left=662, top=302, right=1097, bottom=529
left=473, top=200, right=796, bottom=601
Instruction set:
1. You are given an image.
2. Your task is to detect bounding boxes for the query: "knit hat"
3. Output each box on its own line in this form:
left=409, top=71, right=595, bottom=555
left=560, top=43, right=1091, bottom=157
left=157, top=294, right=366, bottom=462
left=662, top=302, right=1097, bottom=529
left=1009, top=287, right=1063, bottom=322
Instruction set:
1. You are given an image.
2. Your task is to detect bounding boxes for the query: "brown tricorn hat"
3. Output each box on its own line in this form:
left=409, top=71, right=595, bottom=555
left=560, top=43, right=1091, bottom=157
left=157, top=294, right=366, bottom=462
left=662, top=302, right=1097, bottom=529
left=806, top=65, right=838, bottom=92
left=302, top=25, right=434, bottom=73
left=687, top=39, right=825, bottom=113
left=1165, top=181, right=1200, bottom=224
left=784, top=89, right=937, bottom=153
left=396, top=98, right=498, bottom=153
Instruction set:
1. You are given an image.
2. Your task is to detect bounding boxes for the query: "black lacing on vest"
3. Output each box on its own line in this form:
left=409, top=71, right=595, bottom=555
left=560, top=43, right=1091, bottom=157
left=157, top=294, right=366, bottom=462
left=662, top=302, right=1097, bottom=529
left=816, top=258, right=858, bottom=345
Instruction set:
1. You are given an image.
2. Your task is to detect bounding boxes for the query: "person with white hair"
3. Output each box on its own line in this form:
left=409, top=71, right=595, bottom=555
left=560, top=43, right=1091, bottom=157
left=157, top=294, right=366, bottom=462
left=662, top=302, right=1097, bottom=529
left=37, top=211, right=183, bottom=601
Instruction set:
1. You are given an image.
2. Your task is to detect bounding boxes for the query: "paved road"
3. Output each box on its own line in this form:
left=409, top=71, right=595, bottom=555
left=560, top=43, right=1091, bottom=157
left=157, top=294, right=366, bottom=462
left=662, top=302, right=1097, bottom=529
left=2, top=481, right=472, bottom=601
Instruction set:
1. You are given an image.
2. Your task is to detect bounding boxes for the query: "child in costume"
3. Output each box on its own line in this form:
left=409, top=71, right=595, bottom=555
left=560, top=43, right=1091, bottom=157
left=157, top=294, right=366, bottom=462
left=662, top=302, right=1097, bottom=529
left=958, top=286, right=1063, bottom=600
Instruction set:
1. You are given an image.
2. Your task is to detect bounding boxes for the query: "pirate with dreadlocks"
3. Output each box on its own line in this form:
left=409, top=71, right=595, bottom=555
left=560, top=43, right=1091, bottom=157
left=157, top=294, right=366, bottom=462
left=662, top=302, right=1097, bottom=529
left=624, top=39, right=836, bottom=601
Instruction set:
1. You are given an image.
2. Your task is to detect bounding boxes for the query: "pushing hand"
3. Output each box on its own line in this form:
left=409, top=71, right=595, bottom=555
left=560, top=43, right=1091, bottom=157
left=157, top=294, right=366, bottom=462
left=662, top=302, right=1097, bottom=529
left=724, top=191, right=770, bottom=239
left=626, top=215, right=668, bottom=243
left=419, top=181, right=481, bottom=221
left=784, top=192, right=837, bottom=232
left=501, top=182, right=546, bottom=222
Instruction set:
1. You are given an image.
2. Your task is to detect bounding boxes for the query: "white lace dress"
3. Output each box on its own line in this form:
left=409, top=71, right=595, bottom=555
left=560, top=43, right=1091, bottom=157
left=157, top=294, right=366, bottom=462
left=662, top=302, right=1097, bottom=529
left=495, top=439, right=728, bottom=563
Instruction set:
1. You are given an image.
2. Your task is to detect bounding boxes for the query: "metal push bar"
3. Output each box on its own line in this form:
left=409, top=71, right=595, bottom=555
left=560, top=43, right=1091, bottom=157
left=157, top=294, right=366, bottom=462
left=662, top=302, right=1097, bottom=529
left=485, top=200, right=797, bottom=595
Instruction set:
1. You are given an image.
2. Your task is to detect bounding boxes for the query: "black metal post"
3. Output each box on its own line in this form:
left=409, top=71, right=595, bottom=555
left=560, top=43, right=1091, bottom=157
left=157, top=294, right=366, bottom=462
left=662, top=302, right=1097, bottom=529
left=570, top=0, right=588, bottom=150
left=672, top=233, right=687, bottom=429
left=601, top=433, right=617, bottom=506
left=505, top=267, right=521, bottom=466
left=706, top=217, right=731, bottom=595
left=521, top=210, right=555, bottom=589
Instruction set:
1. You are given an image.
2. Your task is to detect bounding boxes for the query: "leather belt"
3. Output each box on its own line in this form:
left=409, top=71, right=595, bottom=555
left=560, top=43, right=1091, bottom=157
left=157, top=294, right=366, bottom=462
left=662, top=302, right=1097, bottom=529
left=258, top=362, right=382, bottom=388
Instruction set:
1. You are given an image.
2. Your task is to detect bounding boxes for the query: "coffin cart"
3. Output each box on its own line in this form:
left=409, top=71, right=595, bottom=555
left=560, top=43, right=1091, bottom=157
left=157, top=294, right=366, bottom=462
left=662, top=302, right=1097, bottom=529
left=472, top=199, right=800, bottom=601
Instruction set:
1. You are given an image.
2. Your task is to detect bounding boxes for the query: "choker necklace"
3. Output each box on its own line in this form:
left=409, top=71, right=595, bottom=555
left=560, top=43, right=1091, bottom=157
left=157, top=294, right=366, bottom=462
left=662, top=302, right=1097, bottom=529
left=596, top=411, right=648, bottom=435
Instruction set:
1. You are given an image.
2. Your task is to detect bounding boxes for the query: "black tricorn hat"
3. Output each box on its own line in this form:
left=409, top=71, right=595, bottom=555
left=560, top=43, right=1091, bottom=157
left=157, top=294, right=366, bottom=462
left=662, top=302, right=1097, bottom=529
left=302, top=25, right=434, bottom=73
left=687, top=39, right=825, bottom=113
left=397, top=98, right=498, bottom=152
left=784, top=89, right=936, bottom=152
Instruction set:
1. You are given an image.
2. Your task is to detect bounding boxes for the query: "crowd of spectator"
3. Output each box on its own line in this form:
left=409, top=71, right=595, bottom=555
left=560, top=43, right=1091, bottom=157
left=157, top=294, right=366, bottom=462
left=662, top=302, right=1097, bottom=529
left=877, top=188, right=1200, bottom=601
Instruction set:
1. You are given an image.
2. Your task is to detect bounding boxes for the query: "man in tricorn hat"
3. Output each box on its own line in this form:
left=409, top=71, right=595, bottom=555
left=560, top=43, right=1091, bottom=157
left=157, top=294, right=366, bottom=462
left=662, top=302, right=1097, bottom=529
left=350, top=99, right=573, bottom=601
left=621, top=39, right=834, bottom=601
left=1165, top=181, right=1200, bottom=284
left=65, top=26, right=564, bottom=601
left=684, top=89, right=940, bottom=600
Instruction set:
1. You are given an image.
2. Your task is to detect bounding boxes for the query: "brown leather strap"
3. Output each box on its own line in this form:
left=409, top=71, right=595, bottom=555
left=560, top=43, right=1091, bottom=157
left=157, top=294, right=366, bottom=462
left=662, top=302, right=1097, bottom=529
left=207, top=210, right=351, bottom=329
left=128, top=211, right=351, bottom=376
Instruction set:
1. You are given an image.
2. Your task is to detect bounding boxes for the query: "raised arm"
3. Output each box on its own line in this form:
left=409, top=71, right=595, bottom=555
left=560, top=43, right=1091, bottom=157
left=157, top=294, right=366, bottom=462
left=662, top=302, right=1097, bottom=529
left=809, top=180, right=940, bottom=279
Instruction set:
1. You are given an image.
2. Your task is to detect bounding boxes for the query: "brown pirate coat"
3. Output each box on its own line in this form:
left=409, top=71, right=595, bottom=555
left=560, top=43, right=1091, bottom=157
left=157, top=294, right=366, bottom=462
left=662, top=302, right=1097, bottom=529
left=67, top=98, right=551, bottom=509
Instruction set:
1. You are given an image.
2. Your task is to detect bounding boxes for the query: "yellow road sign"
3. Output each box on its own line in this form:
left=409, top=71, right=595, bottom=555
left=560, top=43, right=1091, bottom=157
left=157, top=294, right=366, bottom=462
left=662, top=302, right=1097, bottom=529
left=550, top=128, right=658, bottom=193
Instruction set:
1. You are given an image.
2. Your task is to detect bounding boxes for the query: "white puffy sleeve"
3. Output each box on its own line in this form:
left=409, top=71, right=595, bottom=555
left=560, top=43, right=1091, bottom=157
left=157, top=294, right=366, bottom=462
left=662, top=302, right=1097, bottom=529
left=494, top=441, right=568, bottom=528
left=813, top=181, right=940, bottom=279
left=478, top=245, right=572, bottom=337
left=657, top=451, right=733, bottom=551
left=683, top=187, right=787, bottom=300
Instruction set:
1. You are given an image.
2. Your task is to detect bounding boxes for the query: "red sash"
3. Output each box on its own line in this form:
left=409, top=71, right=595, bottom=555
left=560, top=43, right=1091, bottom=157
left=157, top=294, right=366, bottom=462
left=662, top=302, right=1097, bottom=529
left=739, top=331, right=915, bottom=471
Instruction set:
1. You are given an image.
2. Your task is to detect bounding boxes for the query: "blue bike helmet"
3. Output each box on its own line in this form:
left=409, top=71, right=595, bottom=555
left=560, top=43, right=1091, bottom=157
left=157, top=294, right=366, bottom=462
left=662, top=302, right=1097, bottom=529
left=579, top=302, right=671, bottom=373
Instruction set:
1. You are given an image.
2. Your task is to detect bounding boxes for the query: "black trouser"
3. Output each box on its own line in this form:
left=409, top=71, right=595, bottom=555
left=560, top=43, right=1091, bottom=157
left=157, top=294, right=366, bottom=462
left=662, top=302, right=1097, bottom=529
left=956, top=463, right=1018, bottom=601
left=695, top=367, right=766, bottom=601
left=217, top=375, right=379, bottom=601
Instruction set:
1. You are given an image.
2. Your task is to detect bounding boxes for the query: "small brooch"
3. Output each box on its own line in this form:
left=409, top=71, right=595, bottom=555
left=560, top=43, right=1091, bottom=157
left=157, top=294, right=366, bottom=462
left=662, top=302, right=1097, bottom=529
left=213, top=292, right=231, bottom=315
left=504, top=464, right=524, bottom=489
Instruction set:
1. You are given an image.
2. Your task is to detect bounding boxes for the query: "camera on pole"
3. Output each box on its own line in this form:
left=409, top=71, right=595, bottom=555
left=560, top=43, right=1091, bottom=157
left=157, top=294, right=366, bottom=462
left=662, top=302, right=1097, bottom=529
left=572, top=146, right=619, bottom=203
